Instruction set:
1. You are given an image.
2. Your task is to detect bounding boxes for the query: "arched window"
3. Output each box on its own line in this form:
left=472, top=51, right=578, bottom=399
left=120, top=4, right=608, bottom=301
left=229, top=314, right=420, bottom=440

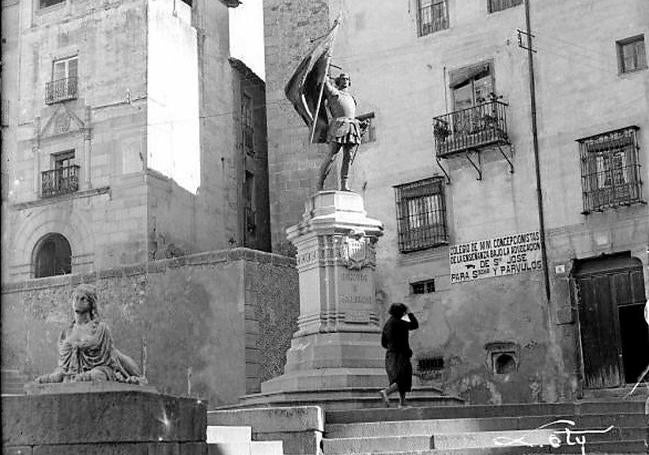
left=33, top=233, right=72, bottom=278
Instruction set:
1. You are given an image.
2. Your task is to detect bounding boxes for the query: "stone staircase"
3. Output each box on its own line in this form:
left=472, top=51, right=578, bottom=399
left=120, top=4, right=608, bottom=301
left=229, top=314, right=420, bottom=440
left=235, top=386, right=464, bottom=411
left=322, top=400, right=649, bottom=454
left=207, top=425, right=284, bottom=455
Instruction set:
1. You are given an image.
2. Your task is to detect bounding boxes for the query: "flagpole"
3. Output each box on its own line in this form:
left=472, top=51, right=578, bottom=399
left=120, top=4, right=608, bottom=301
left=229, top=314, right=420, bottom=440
left=309, top=55, right=331, bottom=143
left=309, top=19, right=340, bottom=143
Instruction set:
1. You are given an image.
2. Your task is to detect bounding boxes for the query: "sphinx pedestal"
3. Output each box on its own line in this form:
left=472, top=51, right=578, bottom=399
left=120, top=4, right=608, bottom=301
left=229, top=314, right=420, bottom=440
left=3, top=383, right=207, bottom=454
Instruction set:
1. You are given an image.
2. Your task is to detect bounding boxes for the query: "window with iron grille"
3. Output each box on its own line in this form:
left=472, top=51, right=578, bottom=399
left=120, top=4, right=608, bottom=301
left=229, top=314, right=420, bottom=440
left=488, top=0, right=522, bottom=13
left=617, top=35, right=647, bottom=74
left=417, top=0, right=448, bottom=37
left=394, top=177, right=448, bottom=253
left=578, top=126, right=644, bottom=213
left=410, top=279, right=436, bottom=294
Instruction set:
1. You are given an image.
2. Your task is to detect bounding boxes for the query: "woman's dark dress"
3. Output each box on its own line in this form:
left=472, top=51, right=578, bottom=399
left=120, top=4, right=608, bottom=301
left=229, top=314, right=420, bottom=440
left=381, top=313, right=419, bottom=393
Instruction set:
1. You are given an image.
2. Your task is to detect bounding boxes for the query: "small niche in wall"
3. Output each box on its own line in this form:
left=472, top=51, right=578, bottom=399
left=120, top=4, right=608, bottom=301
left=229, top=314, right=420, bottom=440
left=485, top=341, right=519, bottom=375
left=415, top=355, right=445, bottom=380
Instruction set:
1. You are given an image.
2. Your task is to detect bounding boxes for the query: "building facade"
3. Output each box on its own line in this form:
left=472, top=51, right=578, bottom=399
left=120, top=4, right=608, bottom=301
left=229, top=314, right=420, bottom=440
left=264, top=0, right=649, bottom=403
left=0, top=0, right=270, bottom=282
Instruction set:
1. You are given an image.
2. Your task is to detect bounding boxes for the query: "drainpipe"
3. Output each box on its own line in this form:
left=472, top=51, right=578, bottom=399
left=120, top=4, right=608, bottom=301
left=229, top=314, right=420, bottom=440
left=524, top=0, right=551, bottom=302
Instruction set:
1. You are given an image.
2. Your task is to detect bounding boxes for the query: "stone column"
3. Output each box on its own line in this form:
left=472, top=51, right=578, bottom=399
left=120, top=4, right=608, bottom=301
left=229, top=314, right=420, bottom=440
left=261, top=191, right=387, bottom=393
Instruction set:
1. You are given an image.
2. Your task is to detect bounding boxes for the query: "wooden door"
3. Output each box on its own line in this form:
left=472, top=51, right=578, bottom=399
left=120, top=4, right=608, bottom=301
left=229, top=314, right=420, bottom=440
left=574, top=255, right=648, bottom=388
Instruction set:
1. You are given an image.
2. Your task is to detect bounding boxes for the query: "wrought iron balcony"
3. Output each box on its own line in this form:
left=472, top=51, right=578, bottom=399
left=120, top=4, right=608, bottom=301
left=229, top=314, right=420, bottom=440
left=41, top=165, right=80, bottom=198
left=45, top=77, right=78, bottom=104
left=433, top=100, right=510, bottom=158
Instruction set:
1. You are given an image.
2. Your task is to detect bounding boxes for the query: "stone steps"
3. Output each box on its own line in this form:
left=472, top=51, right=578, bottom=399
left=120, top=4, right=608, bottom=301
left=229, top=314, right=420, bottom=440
left=207, top=425, right=284, bottom=455
left=324, top=439, right=648, bottom=454
left=321, top=401, right=648, bottom=454
left=325, top=401, right=648, bottom=423
left=325, top=414, right=648, bottom=438
left=233, top=386, right=463, bottom=411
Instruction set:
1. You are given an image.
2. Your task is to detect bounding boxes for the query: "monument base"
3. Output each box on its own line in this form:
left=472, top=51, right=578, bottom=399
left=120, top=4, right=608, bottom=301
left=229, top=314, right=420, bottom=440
left=3, top=383, right=207, bottom=454
left=231, top=191, right=463, bottom=410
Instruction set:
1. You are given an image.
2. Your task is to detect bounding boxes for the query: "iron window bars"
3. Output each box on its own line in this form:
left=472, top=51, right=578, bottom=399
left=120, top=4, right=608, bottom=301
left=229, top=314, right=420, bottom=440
left=417, top=0, right=449, bottom=37
left=394, top=177, right=448, bottom=253
left=578, top=126, right=643, bottom=213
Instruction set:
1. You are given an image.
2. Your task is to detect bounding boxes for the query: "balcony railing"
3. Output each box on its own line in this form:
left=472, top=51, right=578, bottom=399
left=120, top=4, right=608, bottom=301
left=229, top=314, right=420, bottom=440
left=45, top=77, right=78, bottom=104
left=41, top=165, right=80, bottom=198
left=433, top=99, right=510, bottom=157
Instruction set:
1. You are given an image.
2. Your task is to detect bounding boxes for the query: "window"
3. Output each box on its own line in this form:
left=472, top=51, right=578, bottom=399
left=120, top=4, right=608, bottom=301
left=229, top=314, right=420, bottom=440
left=357, top=112, right=376, bottom=143
left=40, top=0, right=65, bottom=8
left=244, top=171, right=256, bottom=235
left=46, top=56, right=78, bottom=104
left=578, top=126, right=643, bottom=213
left=450, top=62, right=493, bottom=110
left=617, top=35, right=647, bottom=73
left=417, top=0, right=448, bottom=37
left=241, top=93, right=254, bottom=155
left=488, top=0, right=522, bottom=13
left=42, top=151, right=79, bottom=197
left=394, top=177, right=448, bottom=253
left=410, top=279, right=436, bottom=294
left=417, top=357, right=444, bottom=372
left=33, top=233, right=72, bottom=278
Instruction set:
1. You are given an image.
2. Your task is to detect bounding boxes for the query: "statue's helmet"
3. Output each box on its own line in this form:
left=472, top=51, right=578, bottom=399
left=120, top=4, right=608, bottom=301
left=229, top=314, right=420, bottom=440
left=335, top=73, right=351, bottom=87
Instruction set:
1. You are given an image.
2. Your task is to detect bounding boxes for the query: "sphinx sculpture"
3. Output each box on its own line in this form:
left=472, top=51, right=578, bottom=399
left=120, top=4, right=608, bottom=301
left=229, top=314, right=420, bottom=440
left=35, top=284, right=146, bottom=384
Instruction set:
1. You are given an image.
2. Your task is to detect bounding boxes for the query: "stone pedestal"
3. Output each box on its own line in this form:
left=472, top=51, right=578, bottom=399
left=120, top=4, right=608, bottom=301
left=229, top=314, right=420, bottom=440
left=2, top=383, right=207, bottom=454
left=236, top=191, right=462, bottom=409
left=262, top=191, right=387, bottom=393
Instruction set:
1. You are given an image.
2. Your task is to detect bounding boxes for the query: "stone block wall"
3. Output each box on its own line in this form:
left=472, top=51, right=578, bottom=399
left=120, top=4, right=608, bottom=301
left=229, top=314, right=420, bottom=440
left=263, top=0, right=331, bottom=252
left=1, top=248, right=298, bottom=407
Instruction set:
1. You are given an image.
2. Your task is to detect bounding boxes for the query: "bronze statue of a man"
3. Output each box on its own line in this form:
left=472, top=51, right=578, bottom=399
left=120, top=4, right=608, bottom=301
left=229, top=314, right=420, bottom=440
left=319, top=73, right=368, bottom=191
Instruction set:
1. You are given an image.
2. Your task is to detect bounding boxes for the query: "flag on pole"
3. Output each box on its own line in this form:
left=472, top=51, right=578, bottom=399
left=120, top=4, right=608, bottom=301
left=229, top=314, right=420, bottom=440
left=284, top=21, right=340, bottom=143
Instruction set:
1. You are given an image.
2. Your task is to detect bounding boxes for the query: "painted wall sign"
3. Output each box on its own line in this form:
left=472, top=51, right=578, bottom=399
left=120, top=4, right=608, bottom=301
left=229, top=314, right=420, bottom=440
left=450, top=231, right=542, bottom=284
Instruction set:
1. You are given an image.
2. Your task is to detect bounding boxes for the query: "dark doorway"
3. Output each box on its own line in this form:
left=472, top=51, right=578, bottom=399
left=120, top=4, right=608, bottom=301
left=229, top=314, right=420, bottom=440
left=33, top=233, right=72, bottom=278
left=573, top=254, right=648, bottom=388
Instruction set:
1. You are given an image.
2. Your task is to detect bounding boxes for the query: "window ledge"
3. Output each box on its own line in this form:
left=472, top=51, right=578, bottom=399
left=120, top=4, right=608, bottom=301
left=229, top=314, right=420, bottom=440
left=581, top=199, right=647, bottom=215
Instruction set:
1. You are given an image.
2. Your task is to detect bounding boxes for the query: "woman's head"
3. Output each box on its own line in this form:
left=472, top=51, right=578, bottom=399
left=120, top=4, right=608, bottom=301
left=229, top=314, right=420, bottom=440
left=388, top=303, right=408, bottom=318
left=72, top=284, right=99, bottom=320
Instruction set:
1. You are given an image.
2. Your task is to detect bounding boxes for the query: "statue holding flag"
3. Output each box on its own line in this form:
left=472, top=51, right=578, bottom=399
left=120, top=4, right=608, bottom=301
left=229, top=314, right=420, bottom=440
left=284, top=19, right=369, bottom=192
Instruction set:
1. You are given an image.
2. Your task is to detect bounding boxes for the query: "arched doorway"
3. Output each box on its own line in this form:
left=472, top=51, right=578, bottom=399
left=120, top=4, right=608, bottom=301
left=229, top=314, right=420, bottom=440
left=573, top=253, right=648, bottom=388
left=33, top=233, right=72, bottom=278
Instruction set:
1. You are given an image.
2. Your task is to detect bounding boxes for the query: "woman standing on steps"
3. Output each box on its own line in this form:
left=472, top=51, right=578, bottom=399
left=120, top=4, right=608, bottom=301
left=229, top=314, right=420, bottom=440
left=379, top=303, right=419, bottom=407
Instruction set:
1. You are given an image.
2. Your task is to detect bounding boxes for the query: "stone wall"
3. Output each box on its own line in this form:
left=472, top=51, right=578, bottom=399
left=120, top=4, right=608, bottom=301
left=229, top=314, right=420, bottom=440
left=1, top=248, right=299, bottom=407
left=263, top=0, right=331, bottom=252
